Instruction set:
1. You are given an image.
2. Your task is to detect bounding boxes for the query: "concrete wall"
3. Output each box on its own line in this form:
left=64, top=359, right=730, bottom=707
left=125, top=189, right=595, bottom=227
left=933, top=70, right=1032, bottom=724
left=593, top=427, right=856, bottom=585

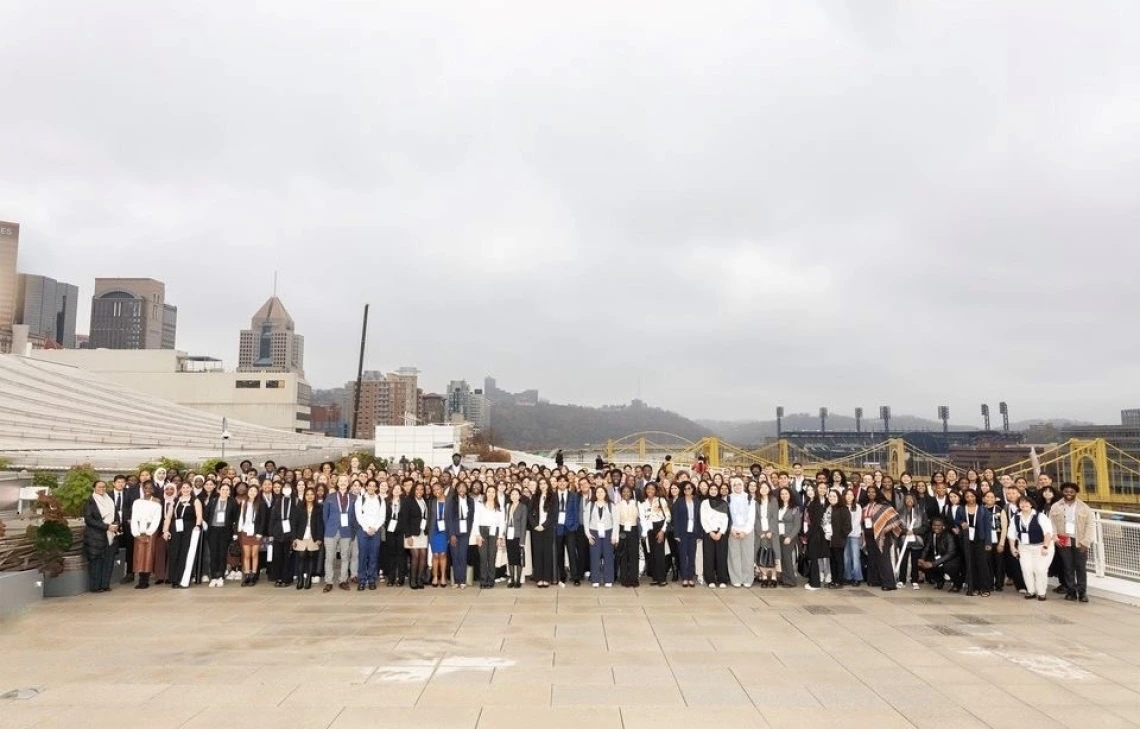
left=375, top=425, right=468, bottom=467
left=0, top=570, right=42, bottom=618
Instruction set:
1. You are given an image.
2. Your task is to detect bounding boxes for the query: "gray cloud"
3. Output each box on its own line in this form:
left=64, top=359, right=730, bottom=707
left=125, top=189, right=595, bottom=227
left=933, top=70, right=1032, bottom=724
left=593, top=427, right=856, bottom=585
left=2, top=1, right=1137, bottom=424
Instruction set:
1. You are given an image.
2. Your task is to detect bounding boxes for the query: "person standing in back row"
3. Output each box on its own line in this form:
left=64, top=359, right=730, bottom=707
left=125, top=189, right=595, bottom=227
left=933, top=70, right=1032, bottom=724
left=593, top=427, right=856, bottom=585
left=1050, top=482, right=1094, bottom=603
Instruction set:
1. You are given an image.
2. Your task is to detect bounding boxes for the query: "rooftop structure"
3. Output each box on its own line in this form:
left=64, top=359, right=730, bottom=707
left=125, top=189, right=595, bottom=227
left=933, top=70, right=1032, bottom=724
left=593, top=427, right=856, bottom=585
left=238, top=295, right=304, bottom=375
left=89, top=278, right=177, bottom=350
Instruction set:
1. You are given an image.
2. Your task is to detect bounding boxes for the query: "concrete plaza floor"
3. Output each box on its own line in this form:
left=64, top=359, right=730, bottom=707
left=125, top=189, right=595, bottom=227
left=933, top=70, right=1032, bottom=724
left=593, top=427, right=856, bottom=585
left=2, top=581, right=1140, bottom=729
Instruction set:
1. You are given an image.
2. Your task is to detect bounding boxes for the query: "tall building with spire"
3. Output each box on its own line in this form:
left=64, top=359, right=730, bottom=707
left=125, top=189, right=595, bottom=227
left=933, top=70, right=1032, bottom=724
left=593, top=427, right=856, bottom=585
left=238, top=295, right=305, bottom=375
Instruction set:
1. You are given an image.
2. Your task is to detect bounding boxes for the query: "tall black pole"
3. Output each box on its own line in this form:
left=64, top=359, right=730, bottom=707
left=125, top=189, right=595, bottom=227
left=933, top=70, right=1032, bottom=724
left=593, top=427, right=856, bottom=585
left=351, top=304, right=370, bottom=439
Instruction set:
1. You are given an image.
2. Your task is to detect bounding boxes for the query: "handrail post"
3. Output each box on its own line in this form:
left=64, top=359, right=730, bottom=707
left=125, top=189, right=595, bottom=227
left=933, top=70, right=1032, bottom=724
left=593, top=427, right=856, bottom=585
left=1094, top=511, right=1106, bottom=579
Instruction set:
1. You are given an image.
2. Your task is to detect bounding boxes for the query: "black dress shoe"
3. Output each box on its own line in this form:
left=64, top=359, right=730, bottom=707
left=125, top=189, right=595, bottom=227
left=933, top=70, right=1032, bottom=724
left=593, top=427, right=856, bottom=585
left=1078, top=592, right=1089, bottom=603
left=1065, top=592, right=1078, bottom=601
left=357, top=582, right=365, bottom=591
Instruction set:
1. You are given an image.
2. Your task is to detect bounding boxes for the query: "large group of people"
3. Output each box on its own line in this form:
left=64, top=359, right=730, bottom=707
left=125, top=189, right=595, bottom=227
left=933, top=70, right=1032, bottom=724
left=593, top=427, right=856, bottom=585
left=81, top=454, right=1096, bottom=603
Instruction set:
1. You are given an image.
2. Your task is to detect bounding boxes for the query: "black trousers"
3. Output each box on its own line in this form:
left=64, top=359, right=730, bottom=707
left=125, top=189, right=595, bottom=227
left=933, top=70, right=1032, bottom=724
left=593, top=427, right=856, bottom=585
left=964, top=540, right=993, bottom=592
left=1001, top=545, right=1026, bottom=590
left=923, top=557, right=963, bottom=587
left=206, top=529, right=230, bottom=580
left=270, top=540, right=293, bottom=582
left=617, top=527, right=640, bottom=586
left=121, top=531, right=135, bottom=574
left=702, top=534, right=729, bottom=585
left=384, top=532, right=406, bottom=584
left=897, top=546, right=920, bottom=584
left=829, top=546, right=845, bottom=586
left=864, top=530, right=886, bottom=586
left=531, top=529, right=555, bottom=582
left=646, top=522, right=667, bottom=584
left=168, top=530, right=193, bottom=585
left=1059, top=544, right=1088, bottom=594
left=554, top=529, right=579, bottom=583
left=576, top=526, right=590, bottom=580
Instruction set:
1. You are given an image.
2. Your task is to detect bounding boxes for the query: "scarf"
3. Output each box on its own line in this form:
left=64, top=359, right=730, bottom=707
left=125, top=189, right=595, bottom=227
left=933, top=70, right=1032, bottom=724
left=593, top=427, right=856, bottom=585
left=869, top=503, right=903, bottom=549
left=93, top=492, right=116, bottom=542
left=708, top=496, right=728, bottom=515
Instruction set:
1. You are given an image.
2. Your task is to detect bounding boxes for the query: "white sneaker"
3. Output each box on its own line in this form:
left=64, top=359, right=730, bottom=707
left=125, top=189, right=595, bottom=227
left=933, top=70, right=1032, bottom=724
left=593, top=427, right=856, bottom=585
left=604, top=583, right=612, bottom=588
left=733, top=583, right=742, bottom=588
left=215, top=579, right=223, bottom=588
left=896, top=581, right=905, bottom=588
left=911, top=582, right=920, bottom=590
left=708, top=583, right=717, bottom=589
left=592, top=583, right=599, bottom=588
left=313, top=576, right=320, bottom=585
left=559, top=582, right=566, bottom=588
left=804, top=584, right=820, bottom=591
left=718, top=583, right=728, bottom=589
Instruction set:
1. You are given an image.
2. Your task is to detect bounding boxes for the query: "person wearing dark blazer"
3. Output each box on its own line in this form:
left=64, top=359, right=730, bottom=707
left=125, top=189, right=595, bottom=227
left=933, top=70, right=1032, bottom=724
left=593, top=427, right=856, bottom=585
left=504, top=488, right=529, bottom=588
left=399, top=481, right=429, bottom=590
left=290, top=487, right=325, bottom=590
left=956, top=489, right=994, bottom=596
left=446, top=481, right=476, bottom=589
left=113, top=474, right=138, bottom=584
left=204, top=482, right=239, bottom=587
left=529, top=480, right=558, bottom=587
left=384, top=483, right=407, bottom=586
left=83, top=480, right=120, bottom=593
left=269, top=486, right=298, bottom=587
left=825, top=489, right=852, bottom=589
left=671, top=482, right=703, bottom=587
left=774, top=487, right=802, bottom=587
left=237, top=488, right=269, bottom=586
left=553, top=479, right=581, bottom=585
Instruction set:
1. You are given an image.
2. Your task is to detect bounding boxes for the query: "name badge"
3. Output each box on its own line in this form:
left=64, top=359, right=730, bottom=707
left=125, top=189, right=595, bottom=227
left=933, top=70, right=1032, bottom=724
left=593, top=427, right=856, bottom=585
left=387, top=519, right=398, bottom=532
left=282, top=520, right=291, bottom=534
left=863, top=518, right=872, bottom=529
left=1019, top=532, right=1030, bottom=545
left=507, top=525, right=515, bottom=540
left=267, top=544, right=274, bottom=561
left=778, top=523, right=786, bottom=536
left=557, top=512, right=566, bottom=526
left=340, top=514, right=349, bottom=528
left=968, top=527, right=975, bottom=540
left=1065, top=521, right=1076, bottom=536
left=459, top=520, right=467, bottom=534
left=990, top=530, right=998, bottom=544
left=437, top=519, right=446, bottom=532
left=215, top=511, right=225, bottom=525
left=175, top=520, right=184, bottom=533
left=419, top=518, right=427, bottom=532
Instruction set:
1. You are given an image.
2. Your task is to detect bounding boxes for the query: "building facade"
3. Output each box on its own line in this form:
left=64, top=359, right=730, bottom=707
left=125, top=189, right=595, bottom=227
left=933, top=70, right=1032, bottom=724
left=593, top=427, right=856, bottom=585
left=0, top=221, right=18, bottom=353
left=89, top=278, right=177, bottom=350
left=447, top=379, right=471, bottom=421
left=29, top=348, right=312, bottom=432
left=419, top=392, right=447, bottom=425
left=347, top=369, right=422, bottom=438
left=1122, top=409, right=1140, bottom=428
left=15, top=274, right=78, bottom=348
left=238, top=295, right=305, bottom=375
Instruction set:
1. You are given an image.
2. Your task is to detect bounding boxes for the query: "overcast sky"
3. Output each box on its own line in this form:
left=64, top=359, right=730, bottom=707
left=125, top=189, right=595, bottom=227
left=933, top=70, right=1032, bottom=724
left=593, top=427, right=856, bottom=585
left=2, top=1, right=1137, bottom=424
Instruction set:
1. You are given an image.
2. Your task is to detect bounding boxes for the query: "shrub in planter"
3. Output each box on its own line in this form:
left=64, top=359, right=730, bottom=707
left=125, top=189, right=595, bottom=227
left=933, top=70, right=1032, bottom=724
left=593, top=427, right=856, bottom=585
left=53, top=464, right=99, bottom=518
left=33, top=471, right=59, bottom=489
left=26, top=493, right=73, bottom=578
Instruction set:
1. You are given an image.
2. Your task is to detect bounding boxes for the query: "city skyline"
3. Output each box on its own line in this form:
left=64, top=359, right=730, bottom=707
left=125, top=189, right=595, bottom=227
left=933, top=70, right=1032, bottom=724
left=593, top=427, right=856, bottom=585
left=2, top=3, right=1139, bottom=423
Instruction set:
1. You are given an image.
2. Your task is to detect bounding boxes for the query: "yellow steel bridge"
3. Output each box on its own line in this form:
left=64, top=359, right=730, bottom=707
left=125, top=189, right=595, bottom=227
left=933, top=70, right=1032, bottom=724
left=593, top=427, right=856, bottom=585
left=598, top=432, right=1140, bottom=510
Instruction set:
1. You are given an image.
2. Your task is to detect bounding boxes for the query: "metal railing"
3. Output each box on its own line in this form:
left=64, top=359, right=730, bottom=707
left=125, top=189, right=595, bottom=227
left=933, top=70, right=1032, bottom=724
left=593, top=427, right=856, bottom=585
left=1091, top=510, right=1140, bottom=581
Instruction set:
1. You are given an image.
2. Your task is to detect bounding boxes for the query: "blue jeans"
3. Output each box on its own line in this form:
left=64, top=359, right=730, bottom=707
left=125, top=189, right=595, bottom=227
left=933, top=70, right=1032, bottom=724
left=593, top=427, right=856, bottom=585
left=357, top=531, right=381, bottom=583
left=450, top=533, right=470, bottom=585
left=844, top=537, right=863, bottom=583
left=589, top=530, right=615, bottom=585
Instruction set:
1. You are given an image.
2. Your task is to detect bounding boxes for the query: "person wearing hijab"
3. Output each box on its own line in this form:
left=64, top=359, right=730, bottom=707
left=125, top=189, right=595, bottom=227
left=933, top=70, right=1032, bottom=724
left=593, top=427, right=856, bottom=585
left=726, top=478, right=756, bottom=588
left=129, top=484, right=162, bottom=589
left=700, top=483, right=730, bottom=588
left=83, top=480, right=120, bottom=593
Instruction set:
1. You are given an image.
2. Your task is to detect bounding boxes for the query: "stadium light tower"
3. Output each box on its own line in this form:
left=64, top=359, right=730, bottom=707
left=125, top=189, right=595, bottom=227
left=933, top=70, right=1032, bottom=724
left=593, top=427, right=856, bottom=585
left=854, top=407, right=863, bottom=433
left=938, top=406, right=949, bottom=435
left=999, top=401, right=1010, bottom=432
left=981, top=403, right=991, bottom=431
left=879, top=406, right=891, bottom=435
left=776, top=406, right=784, bottom=437
left=819, top=407, right=828, bottom=433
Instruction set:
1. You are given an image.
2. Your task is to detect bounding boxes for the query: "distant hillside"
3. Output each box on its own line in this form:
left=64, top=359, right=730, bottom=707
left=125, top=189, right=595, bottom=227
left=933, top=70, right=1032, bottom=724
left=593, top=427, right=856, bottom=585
left=490, top=399, right=714, bottom=450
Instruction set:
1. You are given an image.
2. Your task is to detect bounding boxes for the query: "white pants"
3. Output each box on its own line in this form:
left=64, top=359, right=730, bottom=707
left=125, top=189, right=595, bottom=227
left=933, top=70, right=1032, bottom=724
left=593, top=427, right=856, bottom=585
left=727, top=533, right=755, bottom=586
left=1019, top=545, right=1053, bottom=597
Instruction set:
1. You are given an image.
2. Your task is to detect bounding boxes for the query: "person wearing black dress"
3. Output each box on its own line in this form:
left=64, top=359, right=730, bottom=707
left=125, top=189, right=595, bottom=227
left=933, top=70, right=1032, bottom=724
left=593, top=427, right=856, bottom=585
left=163, top=482, right=203, bottom=589
left=529, top=480, right=557, bottom=588
left=384, top=483, right=407, bottom=586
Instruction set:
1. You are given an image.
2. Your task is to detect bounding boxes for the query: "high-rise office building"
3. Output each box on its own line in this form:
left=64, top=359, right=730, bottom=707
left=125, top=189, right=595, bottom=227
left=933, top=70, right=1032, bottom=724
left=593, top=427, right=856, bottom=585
left=0, top=221, right=18, bottom=353
left=469, top=388, right=491, bottom=431
left=238, top=296, right=305, bottom=375
left=447, top=380, right=471, bottom=421
left=419, top=393, right=447, bottom=425
left=347, top=368, right=421, bottom=437
left=89, top=278, right=177, bottom=350
left=15, top=274, right=79, bottom=348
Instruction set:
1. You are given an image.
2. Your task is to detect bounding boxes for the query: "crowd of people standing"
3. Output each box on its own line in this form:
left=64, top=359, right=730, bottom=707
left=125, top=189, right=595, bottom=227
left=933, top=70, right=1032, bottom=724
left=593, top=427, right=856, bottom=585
left=81, top=454, right=1096, bottom=603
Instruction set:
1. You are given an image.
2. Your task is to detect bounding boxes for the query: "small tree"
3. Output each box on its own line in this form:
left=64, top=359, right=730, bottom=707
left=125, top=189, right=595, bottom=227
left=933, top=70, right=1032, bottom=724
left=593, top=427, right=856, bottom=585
left=0, top=456, right=11, bottom=470
left=53, top=464, right=99, bottom=518
left=198, top=457, right=226, bottom=475
left=136, top=457, right=187, bottom=476
left=33, top=471, right=59, bottom=490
